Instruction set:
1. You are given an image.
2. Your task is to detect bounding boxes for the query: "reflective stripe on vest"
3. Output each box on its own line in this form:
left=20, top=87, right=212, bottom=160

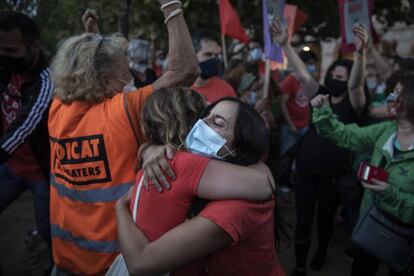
left=50, top=174, right=133, bottom=203
left=51, top=224, right=119, bottom=253
left=48, top=89, right=153, bottom=274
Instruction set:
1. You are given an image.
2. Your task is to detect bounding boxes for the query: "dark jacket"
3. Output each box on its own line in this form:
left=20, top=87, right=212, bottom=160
left=0, top=52, right=53, bottom=179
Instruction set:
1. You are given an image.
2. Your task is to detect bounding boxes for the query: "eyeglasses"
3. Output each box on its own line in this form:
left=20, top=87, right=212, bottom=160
left=94, top=34, right=106, bottom=65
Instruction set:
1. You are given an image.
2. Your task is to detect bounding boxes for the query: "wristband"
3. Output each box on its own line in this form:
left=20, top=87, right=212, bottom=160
left=161, top=1, right=182, bottom=10
left=164, top=8, right=183, bottom=24
left=138, top=143, right=152, bottom=169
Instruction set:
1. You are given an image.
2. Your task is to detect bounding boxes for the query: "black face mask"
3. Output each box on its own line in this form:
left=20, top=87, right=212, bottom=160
left=199, top=58, right=219, bottom=79
left=0, top=43, right=33, bottom=74
left=327, top=78, right=348, bottom=97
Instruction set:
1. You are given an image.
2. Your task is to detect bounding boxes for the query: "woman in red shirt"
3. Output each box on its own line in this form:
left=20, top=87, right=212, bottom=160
left=116, top=88, right=285, bottom=275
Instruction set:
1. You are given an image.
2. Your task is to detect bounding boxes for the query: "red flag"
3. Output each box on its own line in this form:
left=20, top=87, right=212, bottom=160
left=284, top=4, right=309, bottom=42
left=219, top=0, right=250, bottom=44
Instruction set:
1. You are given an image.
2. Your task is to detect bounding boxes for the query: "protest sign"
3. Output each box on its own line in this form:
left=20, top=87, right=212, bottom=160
left=343, top=0, right=370, bottom=44
left=338, top=0, right=379, bottom=54
left=262, top=0, right=285, bottom=62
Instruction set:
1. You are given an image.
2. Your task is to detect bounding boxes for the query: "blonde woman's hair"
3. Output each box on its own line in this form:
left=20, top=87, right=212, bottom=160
left=51, top=32, right=128, bottom=104
left=142, top=87, right=206, bottom=149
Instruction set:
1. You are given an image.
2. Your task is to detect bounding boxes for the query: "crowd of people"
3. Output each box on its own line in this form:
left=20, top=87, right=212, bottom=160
left=0, top=0, right=413, bottom=275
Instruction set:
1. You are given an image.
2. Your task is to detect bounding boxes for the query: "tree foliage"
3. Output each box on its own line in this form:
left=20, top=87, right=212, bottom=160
left=0, top=0, right=411, bottom=52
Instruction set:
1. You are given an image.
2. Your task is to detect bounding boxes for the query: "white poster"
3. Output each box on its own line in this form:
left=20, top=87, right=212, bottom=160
left=344, top=0, right=370, bottom=44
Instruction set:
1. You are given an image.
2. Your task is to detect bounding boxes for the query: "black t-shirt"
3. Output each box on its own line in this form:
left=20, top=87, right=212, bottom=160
left=296, top=86, right=362, bottom=177
left=133, top=68, right=158, bottom=89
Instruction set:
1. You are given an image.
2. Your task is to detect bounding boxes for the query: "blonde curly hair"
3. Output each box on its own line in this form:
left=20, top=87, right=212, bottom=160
left=142, top=87, right=206, bottom=149
left=51, top=32, right=128, bottom=104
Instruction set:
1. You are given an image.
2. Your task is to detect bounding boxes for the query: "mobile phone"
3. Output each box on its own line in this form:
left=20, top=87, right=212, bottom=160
left=357, top=162, right=389, bottom=184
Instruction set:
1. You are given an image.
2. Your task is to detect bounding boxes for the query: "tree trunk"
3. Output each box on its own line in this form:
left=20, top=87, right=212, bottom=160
left=117, top=0, right=131, bottom=38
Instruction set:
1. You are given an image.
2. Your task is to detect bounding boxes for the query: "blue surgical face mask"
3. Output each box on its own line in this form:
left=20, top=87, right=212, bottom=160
left=199, top=58, right=219, bottom=79
left=185, top=119, right=235, bottom=159
left=130, top=61, right=148, bottom=74
left=247, top=91, right=257, bottom=106
left=249, top=48, right=263, bottom=61
left=306, top=64, right=316, bottom=75
left=155, top=58, right=165, bottom=67
left=366, top=78, right=377, bottom=91
left=386, top=91, right=398, bottom=103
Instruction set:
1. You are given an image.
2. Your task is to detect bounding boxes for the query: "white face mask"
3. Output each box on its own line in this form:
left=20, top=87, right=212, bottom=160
left=249, top=48, right=263, bottom=62
left=155, top=58, right=165, bottom=67
left=386, top=91, right=399, bottom=103
left=185, top=119, right=236, bottom=159
left=130, top=62, right=148, bottom=74
left=367, top=78, right=377, bottom=90
left=116, top=78, right=136, bottom=93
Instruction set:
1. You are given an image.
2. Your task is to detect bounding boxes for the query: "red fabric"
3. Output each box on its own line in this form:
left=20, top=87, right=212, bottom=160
left=338, top=0, right=379, bottom=54
left=219, top=0, right=250, bottom=44
left=131, top=152, right=210, bottom=241
left=200, top=199, right=286, bottom=276
left=284, top=5, right=309, bottom=42
left=280, top=74, right=310, bottom=129
left=1, top=74, right=44, bottom=180
left=191, top=77, right=237, bottom=104
left=154, top=65, right=163, bottom=77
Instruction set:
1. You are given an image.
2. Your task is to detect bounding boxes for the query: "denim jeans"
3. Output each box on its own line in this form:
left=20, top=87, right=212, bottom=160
left=0, top=164, right=50, bottom=244
left=280, top=124, right=308, bottom=157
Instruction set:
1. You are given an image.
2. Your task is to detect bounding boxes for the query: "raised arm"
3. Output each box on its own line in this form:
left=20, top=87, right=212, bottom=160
left=348, top=24, right=368, bottom=116
left=270, top=19, right=319, bottom=99
left=82, top=9, right=99, bottom=34
left=366, top=37, right=392, bottom=83
left=152, top=0, right=200, bottom=89
left=311, top=95, right=388, bottom=154
left=116, top=194, right=232, bottom=276
left=197, top=160, right=274, bottom=201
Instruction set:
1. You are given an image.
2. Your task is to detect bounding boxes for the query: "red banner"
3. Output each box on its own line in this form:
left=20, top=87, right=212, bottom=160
left=219, top=0, right=250, bottom=44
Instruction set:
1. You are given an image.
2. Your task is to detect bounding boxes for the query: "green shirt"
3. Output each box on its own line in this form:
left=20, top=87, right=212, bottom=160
left=313, top=105, right=414, bottom=225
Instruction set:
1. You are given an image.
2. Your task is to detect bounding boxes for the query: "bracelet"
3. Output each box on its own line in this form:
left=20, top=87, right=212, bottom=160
left=137, top=143, right=152, bottom=169
left=161, top=1, right=182, bottom=10
left=164, top=8, right=183, bottom=24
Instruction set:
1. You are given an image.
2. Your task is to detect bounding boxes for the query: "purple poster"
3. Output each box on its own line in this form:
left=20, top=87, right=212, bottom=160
left=263, top=0, right=285, bottom=62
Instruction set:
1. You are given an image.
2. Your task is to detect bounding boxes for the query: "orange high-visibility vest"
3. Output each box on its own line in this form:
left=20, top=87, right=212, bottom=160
left=48, top=86, right=153, bottom=275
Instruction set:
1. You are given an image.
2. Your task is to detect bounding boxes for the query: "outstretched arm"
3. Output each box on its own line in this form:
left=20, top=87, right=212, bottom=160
left=270, top=19, right=319, bottom=99
left=366, top=37, right=392, bottom=82
left=311, top=95, right=389, bottom=154
left=348, top=24, right=368, bottom=116
left=197, top=160, right=274, bottom=201
left=153, top=0, right=200, bottom=89
left=116, top=193, right=232, bottom=276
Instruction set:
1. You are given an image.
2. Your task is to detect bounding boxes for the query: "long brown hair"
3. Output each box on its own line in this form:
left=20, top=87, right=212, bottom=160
left=397, top=73, right=414, bottom=125
left=142, top=87, right=205, bottom=149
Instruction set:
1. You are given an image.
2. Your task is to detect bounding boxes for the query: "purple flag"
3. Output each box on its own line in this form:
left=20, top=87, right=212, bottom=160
left=263, top=0, right=285, bottom=62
